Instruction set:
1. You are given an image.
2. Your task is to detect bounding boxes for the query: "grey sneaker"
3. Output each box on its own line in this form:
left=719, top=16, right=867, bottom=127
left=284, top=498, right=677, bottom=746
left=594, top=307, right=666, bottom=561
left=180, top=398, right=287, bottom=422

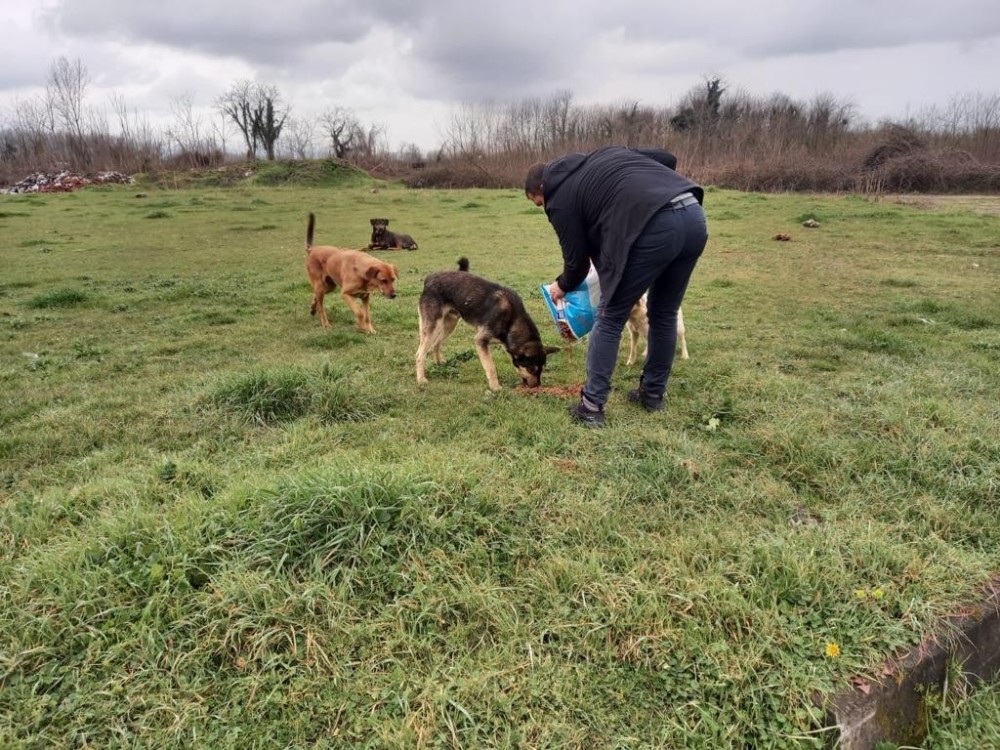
left=569, top=401, right=606, bottom=427
left=627, top=386, right=664, bottom=412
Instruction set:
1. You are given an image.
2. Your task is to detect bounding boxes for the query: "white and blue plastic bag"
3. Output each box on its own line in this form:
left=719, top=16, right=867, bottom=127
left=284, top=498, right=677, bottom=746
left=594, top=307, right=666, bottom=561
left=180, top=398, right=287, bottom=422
left=540, top=266, right=601, bottom=341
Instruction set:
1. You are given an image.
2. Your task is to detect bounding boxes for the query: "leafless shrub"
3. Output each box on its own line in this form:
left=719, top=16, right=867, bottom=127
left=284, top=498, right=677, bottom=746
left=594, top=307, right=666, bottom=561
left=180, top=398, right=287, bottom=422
left=862, top=125, right=927, bottom=170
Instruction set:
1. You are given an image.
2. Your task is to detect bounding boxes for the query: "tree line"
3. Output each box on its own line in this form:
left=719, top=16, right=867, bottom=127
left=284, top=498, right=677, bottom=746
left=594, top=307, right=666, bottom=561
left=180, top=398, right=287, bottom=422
left=2, top=56, right=999, bottom=194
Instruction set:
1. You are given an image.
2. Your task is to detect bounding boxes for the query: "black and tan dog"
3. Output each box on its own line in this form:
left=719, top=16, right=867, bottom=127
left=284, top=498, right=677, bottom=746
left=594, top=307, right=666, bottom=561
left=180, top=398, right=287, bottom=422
left=369, top=218, right=418, bottom=251
left=305, top=213, right=398, bottom=334
left=416, top=258, right=559, bottom=390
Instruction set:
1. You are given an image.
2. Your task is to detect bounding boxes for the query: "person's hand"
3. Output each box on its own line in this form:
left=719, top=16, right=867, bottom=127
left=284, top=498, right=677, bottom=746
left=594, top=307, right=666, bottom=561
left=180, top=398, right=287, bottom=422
left=547, top=281, right=565, bottom=303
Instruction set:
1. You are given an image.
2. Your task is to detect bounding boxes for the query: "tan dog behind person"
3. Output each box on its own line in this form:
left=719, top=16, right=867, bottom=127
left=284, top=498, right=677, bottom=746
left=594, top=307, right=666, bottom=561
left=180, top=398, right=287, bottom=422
left=416, top=257, right=559, bottom=390
left=625, top=294, right=688, bottom=365
left=304, top=213, right=398, bottom=334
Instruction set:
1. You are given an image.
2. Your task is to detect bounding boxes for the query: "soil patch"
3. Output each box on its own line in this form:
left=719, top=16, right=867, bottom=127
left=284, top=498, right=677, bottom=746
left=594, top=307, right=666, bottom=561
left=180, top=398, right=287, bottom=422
left=515, top=384, right=582, bottom=398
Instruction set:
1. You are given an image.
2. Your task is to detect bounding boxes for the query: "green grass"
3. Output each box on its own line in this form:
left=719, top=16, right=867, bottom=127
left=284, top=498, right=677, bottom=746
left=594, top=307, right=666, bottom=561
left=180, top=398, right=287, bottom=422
left=922, top=678, right=1000, bottom=749
left=1, top=183, right=998, bottom=748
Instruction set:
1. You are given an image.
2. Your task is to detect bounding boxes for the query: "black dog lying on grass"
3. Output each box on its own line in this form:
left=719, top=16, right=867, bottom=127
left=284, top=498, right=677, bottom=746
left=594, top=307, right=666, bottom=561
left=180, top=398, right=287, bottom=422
left=368, top=218, right=418, bottom=251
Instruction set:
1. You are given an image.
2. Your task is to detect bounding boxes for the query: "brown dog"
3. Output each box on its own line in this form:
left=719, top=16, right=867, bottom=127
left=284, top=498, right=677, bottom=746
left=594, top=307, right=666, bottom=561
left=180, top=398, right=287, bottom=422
left=305, top=213, right=398, bottom=334
left=626, top=295, right=689, bottom=365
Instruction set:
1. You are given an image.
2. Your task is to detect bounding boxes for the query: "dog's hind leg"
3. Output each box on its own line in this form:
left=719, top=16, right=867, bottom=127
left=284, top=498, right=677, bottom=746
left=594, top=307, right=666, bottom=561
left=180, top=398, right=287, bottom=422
left=676, top=307, right=689, bottom=360
left=311, top=275, right=336, bottom=328
left=626, top=322, right=640, bottom=366
left=312, top=287, right=331, bottom=328
left=625, top=300, right=648, bottom=365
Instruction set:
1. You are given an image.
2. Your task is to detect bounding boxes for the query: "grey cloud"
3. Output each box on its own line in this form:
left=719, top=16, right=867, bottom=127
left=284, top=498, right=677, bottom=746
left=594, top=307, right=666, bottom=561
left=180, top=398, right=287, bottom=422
left=40, top=0, right=594, bottom=98
left=610, top=0, right=1000, bottom=58
left=31, top=0, right=1000, bottom=106
left=41, top=0, right=421, bottom=65
left=402, top=3, right=595, bottom=100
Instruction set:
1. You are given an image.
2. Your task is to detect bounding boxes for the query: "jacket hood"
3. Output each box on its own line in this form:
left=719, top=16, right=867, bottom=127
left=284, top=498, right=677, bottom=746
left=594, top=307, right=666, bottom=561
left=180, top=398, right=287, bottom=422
left=543, top=152, right=588, bottom=200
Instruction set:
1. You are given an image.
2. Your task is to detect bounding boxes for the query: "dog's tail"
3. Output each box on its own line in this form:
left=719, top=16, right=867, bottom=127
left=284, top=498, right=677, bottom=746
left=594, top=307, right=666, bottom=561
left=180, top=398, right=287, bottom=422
left=306, top=213, right=316, bottom=251
left=457, top=257, right=469, bottom=272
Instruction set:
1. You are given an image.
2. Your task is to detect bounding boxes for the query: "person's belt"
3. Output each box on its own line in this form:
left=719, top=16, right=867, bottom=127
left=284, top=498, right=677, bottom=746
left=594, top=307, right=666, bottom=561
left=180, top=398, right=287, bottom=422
left=667, top=191, right=699, bottom=208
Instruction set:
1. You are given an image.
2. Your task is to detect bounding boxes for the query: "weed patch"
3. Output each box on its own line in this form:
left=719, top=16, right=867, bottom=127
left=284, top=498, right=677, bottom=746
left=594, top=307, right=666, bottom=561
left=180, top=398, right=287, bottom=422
left=25, top=288, right=88, bottom=308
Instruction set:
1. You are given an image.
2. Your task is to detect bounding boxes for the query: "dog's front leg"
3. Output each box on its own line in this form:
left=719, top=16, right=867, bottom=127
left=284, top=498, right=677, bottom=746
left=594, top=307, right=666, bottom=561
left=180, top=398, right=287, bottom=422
left=360, top=294, right=375, bottom=334
left=342, top=292, right=373, bottom=334
left=474, top=331, right=501, bottom=390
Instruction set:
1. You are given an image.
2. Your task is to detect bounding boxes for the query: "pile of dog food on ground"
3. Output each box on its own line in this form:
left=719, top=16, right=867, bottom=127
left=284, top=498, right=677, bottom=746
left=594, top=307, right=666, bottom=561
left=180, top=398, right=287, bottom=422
left=1, top=170, right=133, bottom=194
left=515, top=384, right=583, bottom=398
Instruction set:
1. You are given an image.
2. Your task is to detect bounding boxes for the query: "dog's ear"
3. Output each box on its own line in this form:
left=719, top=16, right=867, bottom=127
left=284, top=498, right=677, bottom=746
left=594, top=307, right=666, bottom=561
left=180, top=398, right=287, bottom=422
left=391, top=264, right=399, bottom=277
left=365, top=265, right=380, bottom=280
left=544, top=345, right=562, bottom=355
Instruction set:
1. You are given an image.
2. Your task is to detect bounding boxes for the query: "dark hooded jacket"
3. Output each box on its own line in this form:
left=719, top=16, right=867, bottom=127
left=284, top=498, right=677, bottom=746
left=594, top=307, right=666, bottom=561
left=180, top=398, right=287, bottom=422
left=542, top=146, right=703, bottom=304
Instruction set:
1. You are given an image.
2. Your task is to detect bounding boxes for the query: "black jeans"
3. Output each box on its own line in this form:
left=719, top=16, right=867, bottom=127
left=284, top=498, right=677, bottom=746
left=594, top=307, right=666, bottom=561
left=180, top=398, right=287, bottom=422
left=582, top=200, right=708, bottom=406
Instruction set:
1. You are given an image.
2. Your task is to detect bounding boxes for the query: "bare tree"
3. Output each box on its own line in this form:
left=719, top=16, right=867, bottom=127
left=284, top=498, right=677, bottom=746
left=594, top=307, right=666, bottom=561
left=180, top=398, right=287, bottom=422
left=544, top=90, right=573, bottom=150
left=109, top=91, right=136, bottom=149
left=108, top=91, right=160, bottom=172
left=216, top=80, right=259, bottom=159
left=444, top=101, right=499, bottom=156
left=11, top=96, right=54, bottom=164
left=251, top=84, right=288, bottom=160
left=351, top=121, right=387, bottom=159
left=211, top=112, right=233, bottom=157
left=322, top=106, right=359, bottom=158
left=216, top=81, right=288, bottom=161
left=46, top=56, right=91, bottom=166
left=397, top=142, right=424, bottom=167
left=281, top=116, right=316, bottom=159
left=166, top=92, right=208, bottom=164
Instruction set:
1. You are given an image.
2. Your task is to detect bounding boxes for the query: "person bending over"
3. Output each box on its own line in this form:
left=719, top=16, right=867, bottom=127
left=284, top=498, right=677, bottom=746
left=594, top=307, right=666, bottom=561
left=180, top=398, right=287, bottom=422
left=525, top=146, right=708, bottom=427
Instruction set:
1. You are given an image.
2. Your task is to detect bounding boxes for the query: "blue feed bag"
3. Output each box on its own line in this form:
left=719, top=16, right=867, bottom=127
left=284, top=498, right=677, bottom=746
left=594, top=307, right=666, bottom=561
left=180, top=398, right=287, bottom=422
left=540, top=267, right=601, bottom=341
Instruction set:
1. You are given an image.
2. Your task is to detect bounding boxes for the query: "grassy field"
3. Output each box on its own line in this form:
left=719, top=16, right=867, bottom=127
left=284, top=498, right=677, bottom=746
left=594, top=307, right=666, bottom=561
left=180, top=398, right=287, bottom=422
left=1, top=176, right=998, bottom=749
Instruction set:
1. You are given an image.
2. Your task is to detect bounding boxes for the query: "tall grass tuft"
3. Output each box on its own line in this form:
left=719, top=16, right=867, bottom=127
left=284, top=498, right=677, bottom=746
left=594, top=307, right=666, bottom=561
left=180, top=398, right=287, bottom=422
left=207, top=367, right=388, bottom=424
left=25, top=288, right=88, bottom=308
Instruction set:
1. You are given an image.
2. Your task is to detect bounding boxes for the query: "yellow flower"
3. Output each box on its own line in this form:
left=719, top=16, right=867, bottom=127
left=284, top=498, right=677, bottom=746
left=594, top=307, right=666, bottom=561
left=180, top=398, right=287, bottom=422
left=872, top=587, right=885, bottom=600
left=825, top=642, right=841, bottom=658
left=854, top=588, right=868, bottom=599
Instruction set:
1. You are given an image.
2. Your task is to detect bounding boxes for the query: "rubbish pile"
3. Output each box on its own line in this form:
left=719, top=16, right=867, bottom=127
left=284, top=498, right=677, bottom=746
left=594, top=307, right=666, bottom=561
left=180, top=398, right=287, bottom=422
left=1, top=170, right=134, bottom=194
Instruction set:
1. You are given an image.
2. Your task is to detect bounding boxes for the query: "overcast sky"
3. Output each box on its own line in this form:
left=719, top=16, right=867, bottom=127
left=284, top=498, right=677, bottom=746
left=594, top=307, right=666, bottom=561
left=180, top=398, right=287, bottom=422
left=1, top=0, right=998, bottom=153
